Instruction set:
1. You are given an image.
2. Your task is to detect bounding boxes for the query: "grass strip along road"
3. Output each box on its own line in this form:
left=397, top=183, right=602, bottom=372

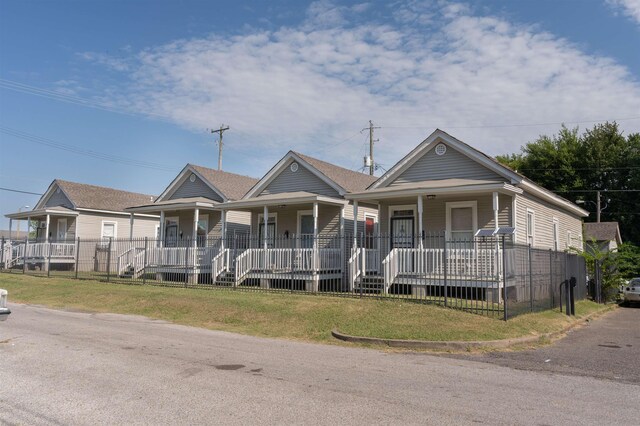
left=1, top=274, right=609, bottom=344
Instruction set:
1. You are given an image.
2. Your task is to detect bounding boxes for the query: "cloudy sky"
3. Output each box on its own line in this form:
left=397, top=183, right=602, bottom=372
left=1, top=0, right=639, bottom=228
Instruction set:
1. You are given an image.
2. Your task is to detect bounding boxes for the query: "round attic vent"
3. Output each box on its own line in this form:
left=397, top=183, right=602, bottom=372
left=290, top=162, right=299, bottom=172
left=435, top=143, right=447, bottom=156
left=56, top=188, right=61, bottom=194
left=189, top=173, right=196, bottom=182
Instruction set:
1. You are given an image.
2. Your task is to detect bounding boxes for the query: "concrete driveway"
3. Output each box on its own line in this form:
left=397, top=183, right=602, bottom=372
left=449, top=306, right=640, bottom=385
left=1, top=303, right=638, bottom=425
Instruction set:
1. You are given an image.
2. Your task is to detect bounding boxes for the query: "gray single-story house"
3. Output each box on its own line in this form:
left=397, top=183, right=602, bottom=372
left=583, top=221, right=622, bottom=253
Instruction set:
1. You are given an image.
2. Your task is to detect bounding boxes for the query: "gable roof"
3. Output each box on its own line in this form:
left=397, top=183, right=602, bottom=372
left=584, top=222, right=622, bottom=244
left=369, top=129, right=588, bottom=217
left=244, top=151, right=377, bottom=199
left=156, top=164, right=258, bottom=202
left=36, top=179, right=156, bottom=213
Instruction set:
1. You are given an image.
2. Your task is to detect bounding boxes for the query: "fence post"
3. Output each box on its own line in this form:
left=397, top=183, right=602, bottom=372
left=47, top=239, right=52, bottom=278
left=564, top=252, right=570, bottom=316
left=143, top=237, right=148, bottom=285
left=549, top=249, right=553, bottom=309
left=184, top=239, right=190, bottom=288
left=106, top=237, right=112, bottom=282
left=23, top=237, right=28, bottom=274
left=443, top=236, right=448, bottom=307
left=528, top=244, right=533, bottom=313
left=75, top=237, right=80, bottom=279
left=502, top=235, right=508, bottom=321
left=290, top=237, right=294, bottom=294
left=0, top=237, right=4, bottom=269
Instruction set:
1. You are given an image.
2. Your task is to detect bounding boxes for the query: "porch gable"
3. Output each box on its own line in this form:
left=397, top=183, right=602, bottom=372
left=168, top=172, right=223, bottom=202
left=258, top=158, right=341, bottom=198
left=40, top=182, right=75, bottom=210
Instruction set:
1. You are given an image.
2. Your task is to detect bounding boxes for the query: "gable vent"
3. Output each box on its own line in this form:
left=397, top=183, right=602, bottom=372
left=290, top=162, right=299, bottom=172
left=189, top=173, right=196, bottom=182
left=435, top=143, right=447, bottom=156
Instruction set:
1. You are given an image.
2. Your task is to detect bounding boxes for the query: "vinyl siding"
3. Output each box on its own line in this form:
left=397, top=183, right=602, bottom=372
left=75, top=212, right=159, bottom=240
left=35, top=216, right=77, bottom=242
left=168, top=174, right=223, bottom=201
left=44, top=185, right=74, bottom=209
left=259, top=160, right=340, bottom=197
left=515, top=192, right=583, bottom=250
left=249, top=205, right=342, bottom=236
left=161, top=210, right=250, bottom=241
left=389, top=142, right=505, bottom=186
left=343, top=202, right=379, bottom=237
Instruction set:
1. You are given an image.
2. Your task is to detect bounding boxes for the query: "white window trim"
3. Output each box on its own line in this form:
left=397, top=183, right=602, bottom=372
left=445, top=201, right=478, bottom=239
left=364, top=212, right=379, bottom=234
left=526, top=208, right=535, bottom=246
left=258, top=212, right=278, bottom=235
left=552, top=217, right=560, bottom=252
left=57, top=218, right=67, bottom=241
left=387, top=204, right=417, bottom=237
left=197, top=214, right=209, bottom=235
left=296, top=210, right=313, bottom=237
left=101, top=220, right=118, bottom=240
left=567, top=230, right=572, bottom=250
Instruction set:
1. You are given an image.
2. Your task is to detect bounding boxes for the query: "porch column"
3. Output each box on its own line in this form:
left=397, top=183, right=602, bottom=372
left=220, top=209, right=227, bottom=251
left=417, top=195, right=424, bottom=249
left=511, top=195, right=517, bottom=242
left=339, top=205, right=345, bottom=279
left=192, top=208, right=199, bottom=247
left=129, top=214, right=135, bottom=241
left=492, top=192, right=499, bottom=232
left=8, top=219, right=12, bottom=241
left=313, top=202, right=318, bottom=272
left=353, top=200, right=358, bottom=248
left=263, top=205, right=268, bottom=272
left=45, top=214, right=50, bottom=243
left=159, top=211, right=165, bottom=247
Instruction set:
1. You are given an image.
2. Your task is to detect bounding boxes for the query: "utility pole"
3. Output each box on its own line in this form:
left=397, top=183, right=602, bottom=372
left=362, top=120, right=380, bottom=176
left=211, top=125, right=230, bottom=170
left=596, top=190, right=601, bottom=223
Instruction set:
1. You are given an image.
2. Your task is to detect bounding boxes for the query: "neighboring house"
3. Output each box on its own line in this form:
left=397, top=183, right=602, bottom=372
left=124, top=164, right=258, bottom=282
left=3, top=179, right=159, bottom=271
left=344, top=129, right=589, bottom=298
left=583, top=222, right=622, bottom=253
left=221, top=151, right=378, bottom=290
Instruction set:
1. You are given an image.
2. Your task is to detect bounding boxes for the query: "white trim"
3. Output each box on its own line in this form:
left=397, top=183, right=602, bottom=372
left=526, top=208, right=535, bottom=246
left=445, top=201, right=478, bottom=239
left=296, top=210, right=313, bottom=237
left=364, top=212, right=378, bottom=234
left=224, top=194, right=348, bottom=209
left=387, top=204, right=417, bottom=237
left=371, top=130, right=522, bottom=190
left=552, top=217, right=560, bottom=252
left=35, top=181, right=77, bottom=210
left=76, top=208, right=159, bottom=218
left=101, top=220, right=118, bottom=240
left=512, top=194, right=518, bottom=242
left=567, top=230, right=572, bottom=250
left=346, top=182, right=522, bottom=201
left=243, top=152, right=346, bottom=199
left=257, top=212, right=277, bottom=235
left=197, top=213, right=209, bottom=236
left=57, top=218, right=67, bottom=241
left=156, top=164, right=227, bottom=202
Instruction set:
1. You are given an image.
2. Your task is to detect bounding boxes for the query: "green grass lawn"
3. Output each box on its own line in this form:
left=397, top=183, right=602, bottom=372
left=0, top=273, right=611, bottom=344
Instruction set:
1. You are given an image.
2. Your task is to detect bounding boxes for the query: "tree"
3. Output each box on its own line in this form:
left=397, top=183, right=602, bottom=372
left=497, top=122, right=640, bottom=245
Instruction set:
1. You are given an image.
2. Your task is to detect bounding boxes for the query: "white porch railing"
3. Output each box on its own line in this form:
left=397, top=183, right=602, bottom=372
left=117, top=246, right=146, bottom=277
left=145, top=246, right=219, bottom=268
left=348, top=247, right=361, bottom=291
left=7, top=242, right=76, bottom=264
left=212, top=249, right=229, bottom=281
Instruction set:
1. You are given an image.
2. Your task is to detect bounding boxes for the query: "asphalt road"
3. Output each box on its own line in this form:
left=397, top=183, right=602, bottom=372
left=449, top=306, right=640, bottom=385
left=1, top=304, right=638, bottom=425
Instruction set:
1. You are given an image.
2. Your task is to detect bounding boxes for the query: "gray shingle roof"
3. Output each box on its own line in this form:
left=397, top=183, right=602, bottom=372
left=293, top=152, right=378, bottom=193
left=584, top=222, right=622, bottom=244
left=54, top=180, right=156, bottom=212
left=189, top=164, right=259, bottom=201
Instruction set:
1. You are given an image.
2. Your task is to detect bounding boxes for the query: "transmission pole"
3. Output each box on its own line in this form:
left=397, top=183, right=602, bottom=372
left=362, top=120, right=380, bottom=175
left=211, top=125, right=229, bottom=170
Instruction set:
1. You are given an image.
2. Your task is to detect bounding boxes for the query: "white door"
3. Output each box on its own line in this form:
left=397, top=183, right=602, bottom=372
left=57, top=218, right=67, bottom=242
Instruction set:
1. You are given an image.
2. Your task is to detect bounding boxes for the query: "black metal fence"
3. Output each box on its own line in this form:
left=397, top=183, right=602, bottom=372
left=0, top=233, right=587, bottom=320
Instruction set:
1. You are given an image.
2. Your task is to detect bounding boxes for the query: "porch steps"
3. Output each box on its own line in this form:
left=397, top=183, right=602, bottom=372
left=214, top=271, right=236, bottom=286
left=353, top=276, right=385, bottom=294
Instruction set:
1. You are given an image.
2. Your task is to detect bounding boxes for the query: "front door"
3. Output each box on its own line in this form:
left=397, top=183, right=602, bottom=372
left=165, top=219, right=178, bottom=247
left=390, top=217, right=414, bottom=249
left=57, top=218, right=67, bottom=242
left=299, top=214, right=314, bottom=248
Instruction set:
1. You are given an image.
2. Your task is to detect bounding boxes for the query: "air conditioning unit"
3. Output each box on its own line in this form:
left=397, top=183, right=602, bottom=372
left=39, top=222, right=46, bottom=229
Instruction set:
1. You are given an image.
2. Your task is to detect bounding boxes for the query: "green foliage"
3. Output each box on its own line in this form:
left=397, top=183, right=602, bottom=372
left=616, top=243, right=640, bottom=279
left=498, top=122, right=640, bottom=245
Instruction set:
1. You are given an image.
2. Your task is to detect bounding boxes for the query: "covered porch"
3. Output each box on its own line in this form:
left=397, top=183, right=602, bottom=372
left=3, top=207, right=78, bottom=270
left=124, top=197, right=224, bottom=282
left=346, top=180, right=521, bottom=300
left=221, top=192, right=347, bottom=291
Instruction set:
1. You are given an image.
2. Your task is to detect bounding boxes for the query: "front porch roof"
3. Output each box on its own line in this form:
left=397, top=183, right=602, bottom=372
left=345, top=179, right=523, bottom=202
left=5, top=206, right=79, bottom=220
left=222, top=191, right=348, bottom=210
left=125, top=197, right=221, bottom=213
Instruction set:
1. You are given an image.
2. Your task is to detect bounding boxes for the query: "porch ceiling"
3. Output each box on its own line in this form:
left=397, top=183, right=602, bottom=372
left=5, top=206, right=78, bottom=219
left=222, top=191, right=348, bottom=210
left=345, top=179, right=522, bottom=202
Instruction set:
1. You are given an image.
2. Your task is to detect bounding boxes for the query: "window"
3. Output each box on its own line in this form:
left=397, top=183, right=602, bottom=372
left=297, top=210, right=313, bottom=248
left=197, top=215, right=208, bottom=247
left=567, top=231, right=572, bottom=249
left=526, top=209, right=535, bottom=246
left=446, top=201, right=477, bottom=243
left=364, top=213, right=377, bottom=249
left=258, top=213, right=276, bottom=247
left=101, top=221, right=117, bottom=240
left=552, top=218, right=559, bottom=252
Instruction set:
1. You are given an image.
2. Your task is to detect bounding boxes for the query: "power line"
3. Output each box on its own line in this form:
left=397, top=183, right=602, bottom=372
left=518, top=167, right=640, bottom=171
left=380, top=116, right=640, bottom=130
left=0, top=126, right=175, bottom=171
left=0, top=187, right=43, bottom=196
left=552, top=189, right=640, bottom=193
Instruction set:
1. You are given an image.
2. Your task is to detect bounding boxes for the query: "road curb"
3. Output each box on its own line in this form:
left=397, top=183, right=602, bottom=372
left=332, top=306, right=616, bottom=351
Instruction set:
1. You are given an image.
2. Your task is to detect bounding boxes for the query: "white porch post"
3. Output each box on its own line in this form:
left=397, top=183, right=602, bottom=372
left=339, top=205, right=345, bottom=278
left=313, top=202, right=318, bottom=272
left=193, top=208, right=199, bottom=247
left=220, top=210, right=227, bottom=251
left=492, top=192, right=499, bottom=232
left=159, top=211, right=165, bottom=247
left=512, top=194, right=517, bottom=243
left=263, top=205, right=269, bottom=271
left=353, top=200, right=358, bottom=248
left=129, top=213, right=135, bottom=241
left=45, top=214, right=50, bottom=243
left=417, top=195, right=424, bottom=249
left=8, top=219, right=12, bottom=241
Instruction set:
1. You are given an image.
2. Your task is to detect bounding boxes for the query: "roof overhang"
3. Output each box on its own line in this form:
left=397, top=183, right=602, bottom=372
left=519, top=181, right=589, bottom=217
left=5, top=208, right=79, bottom=219
left=126, top=199, right=220, bottom=214
left=156, top=164, right=227, bottom=203
left=34, top=180, right=77, bottom=210
left=223, top=192, right=348, bottom=210
left=346, top=182, right=522, bottom=202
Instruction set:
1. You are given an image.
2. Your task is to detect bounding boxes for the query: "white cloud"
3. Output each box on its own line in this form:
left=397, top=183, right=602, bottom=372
left=607, top=0, right=640, bottom=25
left=84, top=1, right=640, bottom=171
